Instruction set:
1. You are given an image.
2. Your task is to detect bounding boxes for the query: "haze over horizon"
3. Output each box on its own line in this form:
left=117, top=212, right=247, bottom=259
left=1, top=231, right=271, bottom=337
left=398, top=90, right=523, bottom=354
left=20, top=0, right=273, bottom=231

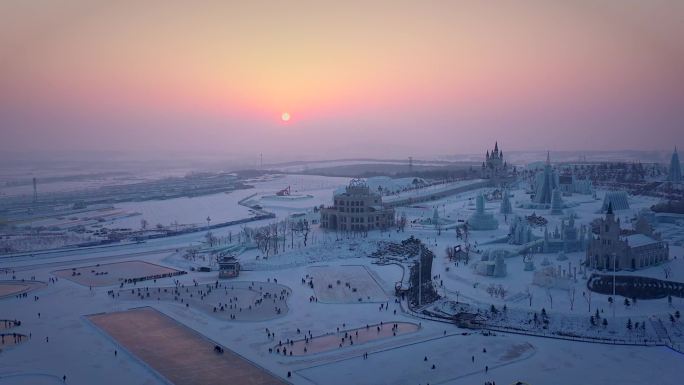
left=1, top=1, right=683, bottom=161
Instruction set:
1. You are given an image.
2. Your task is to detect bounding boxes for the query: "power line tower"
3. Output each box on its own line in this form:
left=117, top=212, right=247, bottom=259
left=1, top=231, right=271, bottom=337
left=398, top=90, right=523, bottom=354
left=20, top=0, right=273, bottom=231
left=408, top=156, right=413, bottom=173
left=260, top=153, right=263, bottom=169
left=32, top=177, right=38, bottom=203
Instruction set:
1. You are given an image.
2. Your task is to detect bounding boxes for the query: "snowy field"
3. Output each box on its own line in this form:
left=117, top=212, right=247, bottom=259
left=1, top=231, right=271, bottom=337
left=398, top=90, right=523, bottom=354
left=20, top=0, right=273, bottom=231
left=113, top=191, right=256, bottom=228
left=298, top=334, right=535, bottom=385
left=110, top=174, right=346, bottom=229
left=309, top=265, right=389, bottom=303
left=285, top=321, right=420, bottom=355
left=0, top=165, right=194, bottom=198
left=0, top=174, right=683, bottom=385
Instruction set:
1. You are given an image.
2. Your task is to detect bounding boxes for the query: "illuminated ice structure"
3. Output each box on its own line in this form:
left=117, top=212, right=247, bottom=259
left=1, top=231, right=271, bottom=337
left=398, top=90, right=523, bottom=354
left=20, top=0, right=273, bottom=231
left=556, top=251, right=568, bottom=261
left=532, top=152, right=558, bottom=206
left=523, top=254, right=535, bottom=271
left=550, top=189, right=564, bottom=215
left=542, top=216, right=588, bottom=253
left=500, top=189, right=513, bottom=215
left=532, top=262, right=577, bottom=290
left=601, top=191, right=630, bottom=212
left=467, top=194, right=499, bottom=231
left=474, top=249, right=508, bottom=277
left=524, top=152, right=569, bottom=213
left=418, top=207, right=453, bottom=227
left=557, top=172, right=593, bottom=195
left=508, top=216, right=534, bottom=245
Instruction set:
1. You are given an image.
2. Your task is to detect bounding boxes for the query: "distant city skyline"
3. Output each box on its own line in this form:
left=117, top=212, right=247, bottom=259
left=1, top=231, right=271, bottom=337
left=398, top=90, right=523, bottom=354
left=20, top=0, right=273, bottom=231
left=1, top=1, right=682, bottom=159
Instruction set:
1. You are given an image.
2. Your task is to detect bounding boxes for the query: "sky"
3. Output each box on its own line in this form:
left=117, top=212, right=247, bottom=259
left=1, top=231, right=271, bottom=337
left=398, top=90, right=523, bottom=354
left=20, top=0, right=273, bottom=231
left=1, top=1, right=683, bottom=161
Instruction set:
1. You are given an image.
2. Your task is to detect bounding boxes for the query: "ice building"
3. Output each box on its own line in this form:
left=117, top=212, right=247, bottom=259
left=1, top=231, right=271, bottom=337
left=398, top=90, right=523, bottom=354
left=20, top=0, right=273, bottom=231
left=481, top=141, right=508, bottom=180
left=601, top=191, right=630, bottom=212
left=532, top=264, right=575, bottom=290
left=467, top=194, right=499, bottom=230
left=474, top=249, right=508, bottom=277
left=500, top=189, right=513, bottom=215
left=508, top=216, right=534, bottom=245
left=320, top=179, right=395, bottom=231
left=532, top=152, right=558, bottom=205
left=585, top=203, right=669, bottom=271
left=558, top=173, right=593, bottom=195
left=542, top=216, right=588, bottom=253
left=550, top=189, right=564, bottom=215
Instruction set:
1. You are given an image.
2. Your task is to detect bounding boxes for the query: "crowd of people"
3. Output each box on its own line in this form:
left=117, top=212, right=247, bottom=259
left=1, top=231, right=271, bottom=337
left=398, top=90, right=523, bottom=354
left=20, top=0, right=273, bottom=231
left=112, top=279, right=290, bottom=321
left=0, top=332, right=27, bottom=346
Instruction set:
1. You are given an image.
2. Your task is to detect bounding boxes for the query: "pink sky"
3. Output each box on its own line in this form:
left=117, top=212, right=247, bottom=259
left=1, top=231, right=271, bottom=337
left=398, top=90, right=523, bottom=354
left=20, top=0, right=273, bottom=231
left=1, top=1, right=682, bottom=160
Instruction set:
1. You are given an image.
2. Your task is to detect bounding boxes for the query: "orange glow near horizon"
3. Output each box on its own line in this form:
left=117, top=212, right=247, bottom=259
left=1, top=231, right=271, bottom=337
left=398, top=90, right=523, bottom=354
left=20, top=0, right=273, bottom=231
left=1, top=1, right=683, bottom=157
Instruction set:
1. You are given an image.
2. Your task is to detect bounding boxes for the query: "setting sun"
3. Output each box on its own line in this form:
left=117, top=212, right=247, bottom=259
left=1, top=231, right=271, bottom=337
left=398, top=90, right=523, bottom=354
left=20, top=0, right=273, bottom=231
left=281, top=112, right=291, bottom=122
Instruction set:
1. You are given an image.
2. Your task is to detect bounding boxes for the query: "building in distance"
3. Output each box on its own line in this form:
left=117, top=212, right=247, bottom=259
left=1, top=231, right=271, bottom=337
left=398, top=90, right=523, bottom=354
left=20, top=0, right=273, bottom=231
left=320, top=179, right=395, bottom=232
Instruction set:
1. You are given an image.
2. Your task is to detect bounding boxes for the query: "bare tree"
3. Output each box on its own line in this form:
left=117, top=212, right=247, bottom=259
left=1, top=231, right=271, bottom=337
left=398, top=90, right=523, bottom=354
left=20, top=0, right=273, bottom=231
left=254, top=227, right=271, bottom=256
left=205, top=231, right=217, bottom=247
left=268, top=223, right=275, bottom=254
left=568, top=286, right=576, bottom=311
left=280, top=220, right=287, bottom=252
left=300, top=220, right=310, bottom=247
left=583, top=290, right=592, bottom=313
left=526, top=286, right=533, bottom=307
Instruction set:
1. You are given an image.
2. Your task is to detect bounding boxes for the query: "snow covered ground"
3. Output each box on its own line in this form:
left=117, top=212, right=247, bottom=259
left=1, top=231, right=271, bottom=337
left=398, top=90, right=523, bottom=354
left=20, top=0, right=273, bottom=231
left=0, top=174, right=682, bottom=385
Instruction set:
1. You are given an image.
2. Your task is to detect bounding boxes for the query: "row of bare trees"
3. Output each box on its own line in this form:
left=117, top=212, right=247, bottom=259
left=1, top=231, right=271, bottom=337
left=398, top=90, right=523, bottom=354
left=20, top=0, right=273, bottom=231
left=243, top=219, right=311, bottom=257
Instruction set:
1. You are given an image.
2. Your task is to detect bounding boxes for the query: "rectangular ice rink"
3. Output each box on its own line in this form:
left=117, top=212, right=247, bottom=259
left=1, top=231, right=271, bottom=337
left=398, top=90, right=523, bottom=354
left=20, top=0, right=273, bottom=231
left=309, top=265, right=388, bottom=303
left=88, top=307, right=286, bottom=385
left=0, top=280, right=46, bottom=299
left=53, top=261, right=180, bottom=287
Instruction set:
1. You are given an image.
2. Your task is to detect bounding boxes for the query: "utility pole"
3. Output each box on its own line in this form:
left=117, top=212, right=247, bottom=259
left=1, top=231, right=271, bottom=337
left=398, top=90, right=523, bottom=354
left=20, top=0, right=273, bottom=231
left=32, top=177, right=38, bottom=203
